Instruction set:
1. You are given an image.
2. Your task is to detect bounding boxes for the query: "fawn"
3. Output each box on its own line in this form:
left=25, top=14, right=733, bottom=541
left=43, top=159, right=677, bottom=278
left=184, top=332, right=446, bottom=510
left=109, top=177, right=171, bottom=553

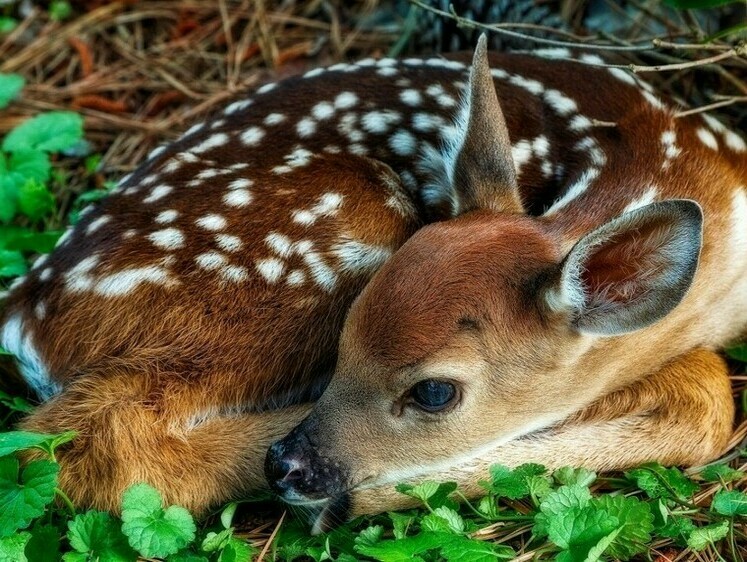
left=2, top=37, right=745, bottom=530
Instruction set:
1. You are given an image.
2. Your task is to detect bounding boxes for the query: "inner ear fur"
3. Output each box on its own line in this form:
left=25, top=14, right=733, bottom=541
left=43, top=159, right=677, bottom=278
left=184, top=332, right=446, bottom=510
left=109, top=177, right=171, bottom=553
left=546, top=199, right=703, bottom=336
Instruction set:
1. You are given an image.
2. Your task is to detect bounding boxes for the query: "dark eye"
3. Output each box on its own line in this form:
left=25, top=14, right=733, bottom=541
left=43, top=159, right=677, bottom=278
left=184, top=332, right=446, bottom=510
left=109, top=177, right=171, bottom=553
left=410, top=380, right=457, bottom=412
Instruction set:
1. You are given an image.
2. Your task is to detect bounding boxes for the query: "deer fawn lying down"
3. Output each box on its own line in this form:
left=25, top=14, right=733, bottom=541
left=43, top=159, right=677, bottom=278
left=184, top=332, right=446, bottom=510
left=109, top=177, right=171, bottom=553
left=2, top=36, right=745, bottom=530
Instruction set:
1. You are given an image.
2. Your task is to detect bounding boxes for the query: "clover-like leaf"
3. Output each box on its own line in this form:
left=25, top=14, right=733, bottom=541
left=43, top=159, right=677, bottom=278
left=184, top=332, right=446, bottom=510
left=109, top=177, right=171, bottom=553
left=395, top=480, right=457, bottom=509
left=0, top=430, right=74, bottom=457
left=25, top=524, right=60, bottom=562
left=67, top=510, right=137, bottom=561
left=0, top=457, right=58, bottom=537
left=120, top=483, right=196, bottom=559
left=0, top=74, right=24, bottom=110
left=554, top=467, right=597, bottom=488
left=0, top=531, right=30, bottom=562
left=592, top=495, right=653, bottom=559
left=686, top=521, right=729, bottom=551
left=701, top=463, right=744, bottom=483
left=485, top=463, right=547, bottom=499
left=712, top=489, right=747, bottom=516
left=440, top=535, right=515, bottom=561
left=626, top=463, right=698, bottom=501
left=17, top=180, right=55, bottom=221
left=2, top=112, right=84, bottom=153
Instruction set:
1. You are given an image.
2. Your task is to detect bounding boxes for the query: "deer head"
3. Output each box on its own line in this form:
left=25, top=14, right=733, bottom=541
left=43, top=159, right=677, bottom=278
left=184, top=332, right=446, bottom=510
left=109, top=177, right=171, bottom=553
left=264, top=36, right=703, bottom=532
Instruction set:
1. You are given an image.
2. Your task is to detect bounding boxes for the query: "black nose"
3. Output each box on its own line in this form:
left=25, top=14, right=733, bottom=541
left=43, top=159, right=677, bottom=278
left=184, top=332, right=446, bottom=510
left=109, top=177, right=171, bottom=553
left=265, top=441, right=306, bottom=494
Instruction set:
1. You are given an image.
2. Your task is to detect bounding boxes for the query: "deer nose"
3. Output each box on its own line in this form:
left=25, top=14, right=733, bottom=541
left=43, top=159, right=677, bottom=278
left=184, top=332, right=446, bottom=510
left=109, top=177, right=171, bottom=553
left=265, top=441, right=308, bottom=494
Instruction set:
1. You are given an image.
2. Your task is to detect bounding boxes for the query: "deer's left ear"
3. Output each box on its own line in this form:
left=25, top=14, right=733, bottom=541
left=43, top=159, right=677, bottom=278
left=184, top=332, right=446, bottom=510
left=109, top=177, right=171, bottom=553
left=420, top=34, right=523, bottom=220
left=546, top=199, right=703, bottom=336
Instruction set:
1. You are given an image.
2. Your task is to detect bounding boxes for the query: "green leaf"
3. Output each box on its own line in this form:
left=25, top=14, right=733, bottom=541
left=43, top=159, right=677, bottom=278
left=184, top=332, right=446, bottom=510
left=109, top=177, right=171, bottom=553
left=0, top=458, right=58, bottom=537
left=0, top=531, right=30, bottom=562
left=0, top=430, right=74, bottom=457
left=4, top=231, right=62, bottom=253
left=726, top=344, right=747, bottom=363
left=24, top=524, right=60, bottom=562
left=484, top=463, right=547, bottom=499
left=686, top=521, right=729, bottom=551
left=17, top=180, right=55, bottom=221
left=8, top=149, right=52, bottom=184
left=62, top=553, right=88, bottom=562
left=167, top=550, right=209, bottom=562
left=546, top=507, right=618, bottom=556
left=658, top=516, right=696, bottom=547
left=0, top=390, right=34, bottom=413
left=712, top=489, right=747, bottom=516
left=592, top=495, right=654, bottom=558
left=0, top=74, right=24, bottom=110
left=354, top=531, right=444, bottom=562
left=421, top=506, right=465, bottom=534
left=0, top=250, right=26, bottom=277
left=2, top=112, right=84, bottom=153
left=220, top=502, right=237, bottom=530
left=67, top=510, right=137, bottom=561
left=701, top=463, right=745, bottom=483
left=49, top=0, right=73, bottom=21
left=0, top=18, right=17, bottom=34
left=120, top=483, right=196, bottom=559
left=626, top=463, right=698, bottom=501
left=200, top=529, right=232, bottom=553
left=388, top=511, right=416, bottom=539
left=219, top=539, right=255, bottom=562
left=554, top=467, right=597, bottom=488
left=440, top=535, right=515, bottom=561
left=395, top=480, right=457, bottom=508
left=355, top=525, right=384, bottom=547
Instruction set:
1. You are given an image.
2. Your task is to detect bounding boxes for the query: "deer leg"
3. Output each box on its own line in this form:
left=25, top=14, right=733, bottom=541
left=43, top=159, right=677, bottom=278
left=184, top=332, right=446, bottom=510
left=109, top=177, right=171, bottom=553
left=19, top=370, right=311, bottom=515
left=347, top=348, right=735, bottom=516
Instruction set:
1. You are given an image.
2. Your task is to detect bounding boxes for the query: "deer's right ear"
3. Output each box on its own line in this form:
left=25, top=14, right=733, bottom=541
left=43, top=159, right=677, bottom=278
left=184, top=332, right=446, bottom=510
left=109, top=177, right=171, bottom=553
left=419, top=34, right=523, bottom=221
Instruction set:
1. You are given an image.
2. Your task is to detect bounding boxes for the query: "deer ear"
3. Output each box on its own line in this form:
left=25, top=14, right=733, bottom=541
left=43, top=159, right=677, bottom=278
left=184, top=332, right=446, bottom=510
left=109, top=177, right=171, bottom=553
left=420, top=34, right=523, bottom=220
left=546, top=200, right=703, bottom=336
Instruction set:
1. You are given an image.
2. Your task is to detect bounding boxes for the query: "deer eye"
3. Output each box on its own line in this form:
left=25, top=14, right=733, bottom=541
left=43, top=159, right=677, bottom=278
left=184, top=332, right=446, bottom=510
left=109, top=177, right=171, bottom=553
left=410, top=380, right=458, bottom=412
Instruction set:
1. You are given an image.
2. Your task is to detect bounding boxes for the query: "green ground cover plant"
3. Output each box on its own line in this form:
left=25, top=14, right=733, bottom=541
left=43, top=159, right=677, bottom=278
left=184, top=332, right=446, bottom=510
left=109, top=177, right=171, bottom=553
left=0, top=2, right=746, bottom=558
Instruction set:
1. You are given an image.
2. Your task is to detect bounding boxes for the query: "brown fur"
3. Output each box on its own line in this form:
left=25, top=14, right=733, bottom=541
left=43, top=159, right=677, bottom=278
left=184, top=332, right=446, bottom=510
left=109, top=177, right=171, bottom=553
left=3, top=46, right=745, bottom=517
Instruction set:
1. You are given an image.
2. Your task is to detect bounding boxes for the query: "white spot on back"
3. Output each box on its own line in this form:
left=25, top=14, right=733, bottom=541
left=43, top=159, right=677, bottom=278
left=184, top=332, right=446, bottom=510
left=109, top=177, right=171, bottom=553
left=266, top=233, right=294, bottom=258
left=544, top=89, right=577, bottom=116
left=240, top=126, right=265, bottom=146
left=215, top=234, right=243, bottom=253
left=196, top=214, right=227, bottom=231
left=196, top=251, right=227, bottom=270
left=223, top=190, right=253, bottom=207
left=400, top=89, right=422, bottom=106
left=544, top=168, right=600, bottom=215
left=724, top=130, right=746, bottom=152
left=389, top=129, right=417, bottom=156
left=312, top=102, right=335, bottom=120
left=361, top=110, right=402, bottom=134
left=148, top=228, right=185, bottom=250
left=264, top=113, right=286, bottom=126
left=696, top=128, right=718, bottom=151
left=156, top=210, right=179, bottom=224
left=331, top=238, right=392, bottom=273
left=256, top=258, right=285, bottom=283
left=228, top=178, right=253, bottom=190
left=95, top=265, right=173, bottom=296
left=144, top=184, right=173, bottom=204
left=623, top=186, right=658, bottom=214
left=191, top=133, right=229, bottom=154
left=86, top=215, right=111, bottom=235
left=297, top=118, right=317, bottom=138
left=334, top=92, right=358, bottom=109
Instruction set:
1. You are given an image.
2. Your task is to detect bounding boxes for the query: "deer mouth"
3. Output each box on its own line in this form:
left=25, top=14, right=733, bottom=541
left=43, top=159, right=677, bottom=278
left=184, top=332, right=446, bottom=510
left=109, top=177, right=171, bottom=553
left=292, top=494, right=350, bottom=535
